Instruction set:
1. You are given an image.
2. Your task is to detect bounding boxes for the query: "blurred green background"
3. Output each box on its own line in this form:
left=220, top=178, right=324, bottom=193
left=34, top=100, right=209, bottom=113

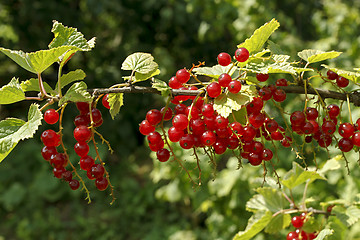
left=1, top=0, right=360, bottom=239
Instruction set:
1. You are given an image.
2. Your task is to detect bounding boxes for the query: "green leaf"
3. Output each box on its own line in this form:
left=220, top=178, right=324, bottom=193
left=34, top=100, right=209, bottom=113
left=232, top=108, right=247, bottom=125
left=237, top=18, right=280, bottom=54
left=108, top=93, right=124, bottom=120
left=267, top=40, right=284, bottom=54
left=0, top=104, right=42, bottom=162
left=298, top=49, right=342, bottom=63
left=246, top=187, right=286, bottom=213
left=333, top=205, right=360, bottom=227
left=243, top=60, right=313, bottom=75
left=326, top=217, right=347, bottom=240
left=21, top=78, right=55, bottom=95
left=134, top=68, right=161, bottom=83
left=318, top=155, right=342, bottom=175
left=0, top=78, right=26, bottom=104
left=0, top=46, right=74, bottom=74
left=281, top=162, right=326, bottom=190
left=213, top=92, right=250, bottom=118
left=58, top=81, right=92, bottom=106
left=152, top=79, right=171, bottom=97
left=49, top=20, right=96, bottom=51
left=193, top=64, right=237, bottom=78
left=121, top=52, right=158, bottom=74
left=322, top=64, right=360, bottom=82
left=264, top=213, right=291, bottom=234
left=232, top=211, right=272, bottom=240
left=313, top=229, right=334, bottom=240
left=55, top=69, right=86, bottom=91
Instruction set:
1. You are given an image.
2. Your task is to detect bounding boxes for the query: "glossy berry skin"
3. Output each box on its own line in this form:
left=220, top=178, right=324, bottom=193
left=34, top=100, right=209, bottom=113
left=291, top=215, right=304, bottom=228
left=147, top=131, right=162, bottom=145
left=179, top=134, right=195, bottom=149
left=74, top=114, right=90, bottom=127
left=95, top=177, right=109, bottom=191
left=275, top=78, right=288, bottom=86
left=242, top=125, right=256, bottom=142
left=53, top=167, right=65, bottom=179
left=327, top=104, right=340, bottom=118
left=213, top=141, right=227, bottom=154
left=327, top=70, right=338, bottom=80
left=338, top=122, right=355, bottom=138
left=79, top=155, right=95, bottom=171
left=256, top=73, right=269, bottom=82
left=249, top=112, right=265, bottom=129
left=76, top=102, right=90, bottom=114
left=88, top=108, right=102, bottom=124
left=102, top=94, right=111, bottom=109
left=230, top=122, right=244, bottom=135
left=338, top=138, right=353, bottom=152
left=218, top=73, right=232, bottom=87
left=50, top=153, right=67, bottom=168
left=228, top=80, right=242, bottom=93
left=201, top=104, right=214, bottom=117
left=207, top=82, right=222, bottom=98
left=44, top=109, right=59, bottom=124
left=172, top=114, right=188, bottom=131
left=306, top=107, right=318, bottom=120
left=248, top=152, right=262, bottom=166
left=41, top=146, right=58, bottom=161
left=235, top=47, right=250, bottom=62
left=176, top=68, right=191, bottom=83
left=139, top=120, right=156, bottom=136
left=73, top=125, right=92, bottom=142
left=217, top=52, right=232, bottom=66
left=246, top=97, right=263, bottom=114
left=156, top=148, right=170, bottom=162
left=201, top=130, right=216, bottom=146
left=168, top=126, right=185, bottom=142
left=262, top=148, right=273, bottom=161
left=287, top=231, right=299, bottom=240
left=62, top=170, right=73, bottom=182
left=336, top=76, right=349, bottom=88
left=272, top=88, right=286, bottom=102
left=160, top=107, right=173, bottom=121
left=90, top=164, right=105, bottom=179
left=258, top=86, right=272, bottom=101
left=69, top=179, right=80, bottom=190
left=41, top=129, right=60, bottom=147
left=322, top=120, right=336, bottom=135
left=169, top=76, right=182, bottom=89
left=146, top=109, right=162, bottom=126
left=318, top=133, right=332, bottom=148
left=353, top=132, right=360, bottom=146
left=74, top=142, right=90, bottom=157
left=265, top=119, right=278, bottom=133
left=290, top=111, right=306, bottom=126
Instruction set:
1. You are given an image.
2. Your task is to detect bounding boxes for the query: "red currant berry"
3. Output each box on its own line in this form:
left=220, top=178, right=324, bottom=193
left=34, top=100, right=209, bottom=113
left=53, top=167, right=66, bottom=179
left=207, top=82, right=222, bottom=98
left=353, top=132, right=360, bottom=146
left=338, top=138, right=353, bottom=152
left=275, top=78, right=288, bottom=86
left=286, top=231, right=299, bottom=240
left=102, top=94, right=111, bottom=109
left=146, top=109, right=162, bottom=126
left=213, top=140, right=227, bottom=154
left=41, top=129, right=60, bottom=147
left=174, top=103, right=187, bottom=115
left=262, top=148, right=273, bottom=161
left=271, top=131, right=284, bottom=141
left=290, top=111, right=306, bottom=126
left=259, top=86, right=272, bottom=101
left=215, top=115, right=229, bottom=129
left=265, top=119, right=278, bottom=133
left=272, top=88, right=286, bottom=102
left=318, top=133, right=332, bottom=148
left=76, top=102, right=90, bottom=114
left=50, top=153, right=67, bottom=168
left=246, top=97, right=263, bottom=114
left=95, top=177, right=109, bottom=191
left=139, top=120, right=156, bottom=136
left=190, top=119, right=205, bottom=135
left=322, top=120, right=336, bottom=135
left=256, top=73, right=269, bottom=82
left=160, top=107, right=173, bottom=121
left=79, top=155, right=95, bottom=171
left=227, top=137, right=240, bottom=149
left=74, top=114, right=90, bottom=127
left=242, top=125, right=256, bottom=142
left=327, top=104, right=340, bottom=118
left=248, top=152, right=262, bottom=166
left=176, top=68, right=191, bottom=83
left=41, top=146, right=58, bottom=161
left=248, top=112, right=265, bottom=129
left=73, top=125, right=92, bottom=142
left=179, top=134, right=195, bottom=149
left=327, top=70, right=338, bottom=80
left=147, top=131, right=162, bottom=145
left=201, top=103, right=214, bottom=117
left=291, top=215, right=304, bottom=228
left=305, top=135, right=313, bottom=143
left=217, top=52, right=232, bottom=66
left=148, top=140, right=164, bottom=152
left=204, top=115, right=217, bottom=131
left=62, top=170, right=73, bottom=182
left=74, top=142, right=90, bottom=157
left=86, top=170, right=96, bottom=180
left=228, top=80, right=242, bottom=93
left=90, top=164, right=105, bottom=179
left=230, top=122, right=244, bottom=135
left=338, top=122, right=355, bottom=138
left=69, top=179, right=80, bottom=190
left=302, top=122, right=314, bottom=135
left=169, top=76, right=183, bottom=89
left=201, top=130, right=216, bottom=146
left=235, top=47, right=250, bottom=62
left=44, top=109, right=59, bottom=124
left=156, top=148, right=170, bottom=162
left=185, top=106, right=201, bottom=119
left=336, top=76, right=349, bottom=88
left=306, top=107, right=318, bottom=120
left=168, top=126, right=185, bottom=142
left=172, top=114, right=189, bottom=130
left=88, top=108, right=102, bottom=124
left=218, top=73, right=232, bottom=87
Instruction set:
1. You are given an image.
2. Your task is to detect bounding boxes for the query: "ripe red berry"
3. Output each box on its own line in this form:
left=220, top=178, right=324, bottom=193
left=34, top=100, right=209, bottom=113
left=271, top=131, right=284, bottom=141
left=76, top=102, right=90, bottom=114
left=217, top=52, right=232, bottom=66
left=246, top=97, right=263, bottom=114
left=327, top=104, right=340, bottom=118
left=201, top=130, right=216, bottom=146
left=50, top=153, right=67, bottom=168
left=90, top=164, right=105, bottom=179
left=41, top=129, right=61, bottom=147
left=265, top=119, right=278, bottom=133
left=95, top=177, right=109, bottom=191
left=169, top=76, right=183, bottom=89
left=218, top=73, right=232, bottom=87
left=256, top=73, right=269, bottom=82
left=44, top=109, right=59, bottom=124
left=185, top=106, right=201, bottom=119
left=262, top=148, right=273, bottom=161
left=286, top=231, right=299, bottom=240
left=306, top=107, right=318, bottom=120
left=248, top=112, right=265, bottom=129
left=156, top=148, right=170, bottom=162
left=41, top=146, right=58, bottom=161
left=201, top=103, right=214, bottom=117
left=74, top=142, right=90, bottom=157
left=272, top=88, right=286, bottom=102
left=168, top=126, right=184, bottom=142
left=147, top=131, right=162, bottom=145
left=53, top=167, right=66, bottom=179
left=235, top=47, right=250, bottom=62
left=174, top=103, right=187, bottom=115
left=353, top=132, right=360, bottom=146
left=327, top=70, right=338, bottom=80
left=160, top=107, right=173, bottom=121
left=242, top=125, right=256, bottom=142
left=74, top=114, right=90, bottom=127
left=172, top=114, right=189, bottom=130
left=230, top=122, right=244, bottom=135
left=338, top=122, right=355, bottom=138
left=227, top=137, right=239, bottom=149
left=228, top=80, right=242, bottom=93
left=291, top=215, right=304, bottom=228
left=302, top=122, right=314, bottom=135
left=73, top=125, right=92, bottom=142
left=102, top=94, right=111, bottom=109
left=290, top=111, right=306, bottom=126
left=79, top=155, right=95, bottom=171
left=179, top=134, right=195, bottom=149
left=69, top=179, right=80, bottom=190
left=62, top=170, right=73, bottom=182
left=146, top=109, right=162, bottom=126
left=139, top=120, right=156, bottom=136
left=318, top=133, right=332, bottom=148
left=338, top=138, right=353, bottom=152
left=336, top=76, right=349, bottom=88
left=322, top=120, right=336, bottom=135
left=259, top=86, right=272, bottom=101
left=248, top=152, right=262, bottom=166
left=176, top=68, right=191, bottom=83
left=275, top=78, right=288, bottom=86
left=149, top=140, right=164, bottom=152
left=207, top=82, right=222, bottom=98
left=214, top=140, right=227, bottom=154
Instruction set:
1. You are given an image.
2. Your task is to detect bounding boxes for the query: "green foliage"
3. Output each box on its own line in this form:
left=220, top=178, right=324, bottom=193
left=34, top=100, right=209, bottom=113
left=55, top=69, right=86, bottom=91
left=108, top=93, right=124, bottom=119
left=152, top=79, right=171, bottom=97
left=298, top=49, right=342, bottom=64
left=58, top=81, right=92, bottom=106
left=121, top=52, right=159, bottom=75
left=322, top=64, right=360, bottom=82
left=0, top=78, right=25, bottom=104
left=213, top=92, right=250, bottom=118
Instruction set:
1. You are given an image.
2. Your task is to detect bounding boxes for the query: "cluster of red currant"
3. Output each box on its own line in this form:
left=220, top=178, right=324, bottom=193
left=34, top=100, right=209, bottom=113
left=286, top=214, right=317, bottom=240
left=40, top=98, right=111, bottom=192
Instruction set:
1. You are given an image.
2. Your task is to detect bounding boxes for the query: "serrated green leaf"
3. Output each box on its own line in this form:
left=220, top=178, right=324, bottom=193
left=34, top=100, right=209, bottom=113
left=0, top=78, right=26, bottom=104
left=246, top=187, right=286, bottom=213
left=108, top=93, right=124, bottom=120
left=193, top=64, right=237, bottom=78
left=58, top=81, right=92, bottom=106
left=49, top=20, right=95, bottom=51
left=134, top=68, right=160, bottom=83
left=0, top=104, right=42, bottom=162
left=232, top=108, right=247, bottom=125
left=264, top=213, right=291, bottom=234
left=55, top=69, right=86, bottom=91
left=322, top=64, right=360, bottom=82
left=298, top=49, right=342, bottom=63
left=152, top=79, right=170, bottom=97
left=0, top=46, right=74, bottom=74
left=243, top=60, right=313, bottom=75
left=214, top=92, right=250, bottom=118
left=326, top=217, right=347, bottom=240
left=121, top=52, right=158, bottom=74
left=237, top=18, right=280, bottom=54
left=318, top=155, right=342, bottom=175
left=20, top=78, right=55, bottom=95
left=333, top=205, right=360, bottom=227
left=233, top=211, right=272, bottom=240
left=313, top=229, right=334, bottom=240
left=281, top=162, right=326, bottom=189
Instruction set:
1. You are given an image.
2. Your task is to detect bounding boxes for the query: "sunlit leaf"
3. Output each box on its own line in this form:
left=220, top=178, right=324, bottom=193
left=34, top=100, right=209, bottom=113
left=58, top=81, right=92, bottom=106
left=21, top=78, right=55, bottom=95
left=0, top=78, right=26, bottom=104
left=322, top=64, right=360, bottom=83
left=152, top=79, right=170, bottom=97
left=108, top=93, right=124, bottom=120
left=298, top=49, right=342, bottom=63
left=264, top=213, right=291, bottom=234
left=121, top=52, right=158, bottom=74
left=214, top=92, right=250, bottom=118
left=246, top=187, right=286, bottom=213
left=134, top=68, right=161, bottom=82
left=193, top=64, right=237, bottom=78
left=313, top=229, right=333, bottom=240
left=55, top=69, right=86, bottom=91
left=233, top=211, right=272, bottom=240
